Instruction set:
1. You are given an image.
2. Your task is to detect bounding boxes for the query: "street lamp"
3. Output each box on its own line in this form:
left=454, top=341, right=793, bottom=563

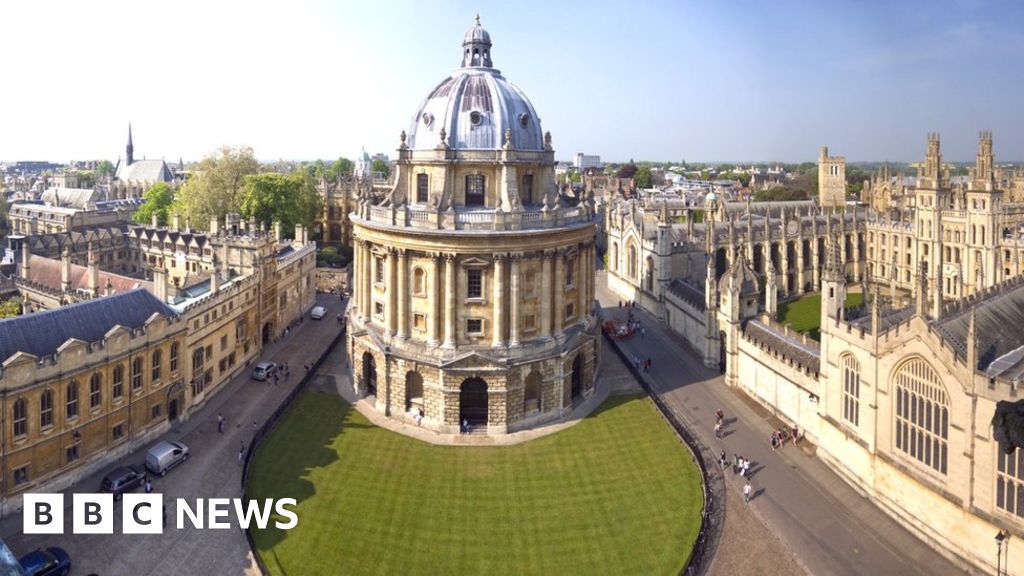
left=996, top=530, right=1008, bottom=576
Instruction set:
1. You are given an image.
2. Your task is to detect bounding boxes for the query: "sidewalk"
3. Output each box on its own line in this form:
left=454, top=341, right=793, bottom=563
left=597, top=273, right=963, bottom=576
left=1, top=294, right=348, bottom=576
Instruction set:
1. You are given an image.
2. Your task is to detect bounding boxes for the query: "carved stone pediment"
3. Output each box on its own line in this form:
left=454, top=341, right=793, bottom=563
left=440, top=351, right=508, bottom=371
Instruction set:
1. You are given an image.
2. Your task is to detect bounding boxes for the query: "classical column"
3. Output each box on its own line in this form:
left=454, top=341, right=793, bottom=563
left=492, top=254, right=506, bottom=347
left=443, top=253, right=457, bottom=348
left=553, top=249, right=565, bottom=336
left=427, top=253, right=441, bottom=345
left=541, top=250, right=553, bottom=338
left=576, top=246, right=586, bottom=321
left=509, top=255, right=521, bottom=346
left=385, top=248, right=397, bottom=336
left=397, top=249, right=409, bottom=339
left=361, top=242, right=372, bottom=320
left=351, top=240, right=360, bottom=314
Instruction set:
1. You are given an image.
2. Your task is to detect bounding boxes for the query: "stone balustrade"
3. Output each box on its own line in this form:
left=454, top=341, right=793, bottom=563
left=359, top=204, right=593, bottom=232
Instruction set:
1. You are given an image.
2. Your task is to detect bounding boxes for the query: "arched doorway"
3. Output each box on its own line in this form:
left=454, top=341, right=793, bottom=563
left=718, top=331, right=727, bottom=374
left=262, top=322, right=272, bottom=346
left=571, top=355, right=583, bottom=400
left=523, top=371, right=541, bottom=414
left=405, top=371, right=423, bottom=412
left=459, top=377, right=488, bottom=426
left=362, top=352, right=377, bottom=395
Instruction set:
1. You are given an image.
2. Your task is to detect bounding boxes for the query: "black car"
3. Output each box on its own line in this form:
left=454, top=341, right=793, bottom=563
left=19, top=546, right=71, bottom=576
left=100, top=464, right=146, bottom=500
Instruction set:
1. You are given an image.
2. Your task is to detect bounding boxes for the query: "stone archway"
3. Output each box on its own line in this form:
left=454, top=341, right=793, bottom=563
left=571, top=355, right=583, bottom=400
left=524, top=371, right=541, bottom=415
left=459, top=377, right=488, bottom=426
left=262, top=322, right=273, bottom=346
left=405, top=371, right=423, bottom=412
left=362, top=352, right=377, bottom=396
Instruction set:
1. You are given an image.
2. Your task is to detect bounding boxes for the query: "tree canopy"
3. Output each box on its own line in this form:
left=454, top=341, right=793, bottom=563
left=754, top=187, right=810, bottom=201
left=327, top=157, right=353, bottom=181
left=172, top=146, right=259, bottom=229
left=0, top=298, right=21, bottom=319
left=634, top=166, right=653, bottom=189
left=134, top=182, right=176, bottom=227
left=617, top=163, right=638, bottom=179
left=239, top=171, right=322, bottom=239
left=95, top=160, right=115, bottom=176
left=370, top=159, right=390, bottom=180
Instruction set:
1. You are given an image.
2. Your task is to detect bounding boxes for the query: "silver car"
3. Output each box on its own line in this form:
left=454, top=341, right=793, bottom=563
left=145, top=441, right=189, bottom=477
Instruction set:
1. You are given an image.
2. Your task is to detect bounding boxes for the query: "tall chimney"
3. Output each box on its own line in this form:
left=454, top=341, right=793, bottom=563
left=61, top=247, right=73, bottom=293
left=87, top=243, right=99, bottom=294
left=209, top=216, right=220, bottom=235
left=273, top=221, right=282, bottom=242
left=172, top=212, right=180, bottom=230
left=20, top=241, right=31, bottom=280
left=153, top=266, right=167, bottom=302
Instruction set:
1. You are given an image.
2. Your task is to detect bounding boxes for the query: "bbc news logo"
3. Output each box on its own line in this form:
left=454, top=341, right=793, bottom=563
left=24, top=494, right=298, bottom=534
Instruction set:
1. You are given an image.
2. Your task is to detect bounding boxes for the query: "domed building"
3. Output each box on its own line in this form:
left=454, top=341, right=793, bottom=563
left=347, top=17, right=600, bottom=434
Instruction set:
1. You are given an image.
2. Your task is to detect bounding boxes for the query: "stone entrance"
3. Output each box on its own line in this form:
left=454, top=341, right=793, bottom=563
left=459, top=377, right=488, bottom=426
left=363, top=352, right=377, bottom=395
left=571, top=355, right=583, bottom=400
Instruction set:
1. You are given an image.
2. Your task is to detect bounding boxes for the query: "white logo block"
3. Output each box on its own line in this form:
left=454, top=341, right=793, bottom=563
left=123, top=494, right=163, bottom=534
left=23, top=493, right=64, bottom=534
left=73, top=493, right=114, bottom=534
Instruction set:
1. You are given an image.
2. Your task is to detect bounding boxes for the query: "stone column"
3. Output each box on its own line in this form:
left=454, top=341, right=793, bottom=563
left=397, top=249, right=409, bottom=339
left=351, top=240, right=360, bottom=314
left=361, top=242, right=372, bottom=320
left=553, top=249, right=565, bottom=336
left=541, top=250, right=553, bottom=338
left=385, top=248, right=397, bottom=336
left=492, top=254, right=506, bottom=347
left=576, top=246, right=586, bottom=320
left=509, top=255, right=521, bottom=346
left=427, top=253, right=441, bottom=345
left=443, top=254, right=457, bottom=348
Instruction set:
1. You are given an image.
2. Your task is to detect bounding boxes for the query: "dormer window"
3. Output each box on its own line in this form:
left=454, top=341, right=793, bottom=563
left=466, top=174, right=486, bottom=207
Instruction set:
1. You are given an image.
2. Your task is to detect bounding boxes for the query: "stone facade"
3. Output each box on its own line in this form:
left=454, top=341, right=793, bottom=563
left=818, top=145, right=846, bottom=207
left=347, top=18, right=599, bottom=434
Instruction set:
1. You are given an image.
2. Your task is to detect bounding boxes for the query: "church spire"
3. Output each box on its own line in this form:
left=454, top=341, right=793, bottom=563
left=126, top=123, right=135, bottom=166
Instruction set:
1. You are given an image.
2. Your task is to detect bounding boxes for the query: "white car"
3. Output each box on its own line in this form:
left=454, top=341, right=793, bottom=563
left=310, top=306, right=326, bottom=320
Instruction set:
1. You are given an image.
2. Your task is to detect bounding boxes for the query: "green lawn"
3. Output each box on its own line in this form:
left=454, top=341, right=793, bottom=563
left=777, top=291, right=863, bottom=340
left=247, top=391, right=703, bottom=576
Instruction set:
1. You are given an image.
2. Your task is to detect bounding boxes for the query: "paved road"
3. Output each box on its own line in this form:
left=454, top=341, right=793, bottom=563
left=1, top=293, right=348, bottom=576
left=598, top=272, right=963, bottom=576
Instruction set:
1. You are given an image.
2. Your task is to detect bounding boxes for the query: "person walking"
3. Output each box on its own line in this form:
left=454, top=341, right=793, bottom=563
left=715, top=409, right=724, bottom=424
left=239, top=441, right=246, bottom=464
left=719, top=450, right=727, bottom=470
left=217, top=413, right=225, bottom=434
left=739, top=456, right=747, bottom=477
left=144, top=479, right=153, bottom=494
left=742, top=458, right=751, bottom=477
left=743, top=480, right=752, bottom=504
left=714, top=421, right=722, bottom=439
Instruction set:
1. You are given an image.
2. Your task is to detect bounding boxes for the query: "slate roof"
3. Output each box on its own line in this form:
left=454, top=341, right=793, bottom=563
left=41, top=187, right=97, bottom=209
left=115, top=159, right=173, bottom=184
left=743, top=320, right=821, bottom=374
left=667, top=278, right=706, bottom=311
left=938, top=281, right=1024, bottom=372
left=0, top=289, right=175, bottom=363
left=25, top=255, right=152, bottom=295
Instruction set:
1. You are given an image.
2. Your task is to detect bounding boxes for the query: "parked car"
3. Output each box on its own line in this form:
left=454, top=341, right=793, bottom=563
left=145, top=440, right=190, bottom=477
left=252, top=361, right=277, bottom=381
left=99, top=465, right=146, bottom=501
left=19, top=546, right=70, bottom=576
left=310, top=305, right=327, bottom=320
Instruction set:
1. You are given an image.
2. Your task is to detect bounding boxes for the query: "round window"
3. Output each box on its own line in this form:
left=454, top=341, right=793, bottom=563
left=422, top=113, right=433, bottom=127
left=469, top=111, right=482, bottom=126
left=519, top=112, right=530, bottom=128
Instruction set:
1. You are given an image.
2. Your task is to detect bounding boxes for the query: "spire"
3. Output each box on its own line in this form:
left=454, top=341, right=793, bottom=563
left=126, top=123, right=134, bottom=166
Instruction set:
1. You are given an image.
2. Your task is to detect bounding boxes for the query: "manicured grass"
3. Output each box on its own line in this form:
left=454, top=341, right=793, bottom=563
left=777, top=291, right=863, bottom=340
left=247, top=391, right=703, bottom=576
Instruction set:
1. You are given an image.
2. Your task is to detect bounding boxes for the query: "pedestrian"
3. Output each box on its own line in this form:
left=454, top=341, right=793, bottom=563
left=646, top=357, right=652, bottom=370
left=144, top=479, right=153, bottom=493
left=732, top=454, right=739, bottom=475
left=714, top=421, right=722, bottom=439
left=618, top=300, right=622, bottom=308
left=239, top=443, right=246, bottom=464
left=743, top=480, right=752, bottom=504
left=273, top=373, right=279, bottom=387
left=634, top=356, right=641, bottom=369
left=337, top=313, right=342, bottom=324
left=739, top=456, right=747, bottom=477
left=715, top=409, right=724, bottom=424
left=253, top=421, right=258, bottom=433
left=719, top=449, right=727, bottom=470
left=162, top=507, right=168, bottom=528
left=217, top=413, right=225, bottom=434
left=792, top=425, right=800, bottom=445
left=771, top=433, right=778, bottom=451
left=743, top=458, right=751, bottom=477
left=641, top=327, right=646, bottom=338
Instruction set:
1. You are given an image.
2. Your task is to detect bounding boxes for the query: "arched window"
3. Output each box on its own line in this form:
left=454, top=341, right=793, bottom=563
left=611, top=242, right=618, bottom=272
left=152, top=350, right=162, bottom=383
left=12, top=398, right=27, bottom=438
left=628, top=244, right=637, bottom=280
left=645, top=256, right=655, bottom=291
left=66, top=381, right=79, bottom=420
left=524, top=371, right=541, bottom=414
left=416, top=173, right=429, bottom=203
left=90, top=373, right=102, bottom=409
left=40, top=389, right=54, bottom=428
left=132, top=357, right=144, bottom=391
left=894, top=358, right=949, bottom=474
left=521, top=174, right=534, bottom=205
left=170, top=342, right=179, bottom=372
left=413, top=267, right=426, bottom=296
left=841, top=354, right=860, bottom=426
left=465, top=174, right=485, bottom=206
left=113, top=364, right=125, bottom=400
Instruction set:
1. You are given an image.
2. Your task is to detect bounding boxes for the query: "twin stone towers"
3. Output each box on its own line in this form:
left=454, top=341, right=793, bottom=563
left=346, top=18, right=600, bottom=434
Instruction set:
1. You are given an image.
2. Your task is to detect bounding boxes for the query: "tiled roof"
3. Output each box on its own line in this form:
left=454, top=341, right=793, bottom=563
left=0, top=288, right=175, bottom=362
left=115, top=159, right=173, bottom=184
left=25, top=255, right=152, bottom=295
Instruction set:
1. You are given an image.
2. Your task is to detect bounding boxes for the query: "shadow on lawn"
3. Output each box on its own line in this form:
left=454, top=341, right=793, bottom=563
left=247, top=391, right=359, bottom=550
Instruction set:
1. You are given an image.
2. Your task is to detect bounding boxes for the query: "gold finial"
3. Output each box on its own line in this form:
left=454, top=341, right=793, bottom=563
left=475, top=14, right=480, bottom=25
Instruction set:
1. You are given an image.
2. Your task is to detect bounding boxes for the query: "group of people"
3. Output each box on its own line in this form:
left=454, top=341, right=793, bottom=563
left=770, top=425, right=800, bottom=451
left=715, top=409, right=756, bottom=503
left=617, top=300, right=638, bottom=308
left=633, top=356, right=653, bottom=372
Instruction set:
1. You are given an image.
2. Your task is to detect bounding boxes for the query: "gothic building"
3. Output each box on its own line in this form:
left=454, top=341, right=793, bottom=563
left=111, top=124, right=174, bottom=199
left=347, top=18, right=600, bottom=434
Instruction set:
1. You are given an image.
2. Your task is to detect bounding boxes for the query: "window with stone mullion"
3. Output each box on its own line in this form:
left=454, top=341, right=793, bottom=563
left=996, top=441, right=1024, bottom=518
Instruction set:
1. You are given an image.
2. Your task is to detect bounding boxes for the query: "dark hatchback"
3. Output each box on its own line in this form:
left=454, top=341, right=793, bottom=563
left=100, top=464, right=146, bottom=500
left=19, top=546, right=71, bottom=576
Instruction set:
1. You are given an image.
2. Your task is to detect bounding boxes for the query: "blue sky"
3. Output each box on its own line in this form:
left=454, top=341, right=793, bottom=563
left=2, top=0, right=1022, bottom=163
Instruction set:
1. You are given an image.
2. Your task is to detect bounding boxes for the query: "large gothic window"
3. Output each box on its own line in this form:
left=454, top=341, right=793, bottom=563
left=416, top=173, right=429, bottom=203
left=996, top=441, right=1024, bottom=519
left=842, top=354, right=860, bottom=427
left=465, top=174, right=485, bottom=206
left=894, top=358, right=949, bottom=474
left=628, top=244, right=637, bottom=280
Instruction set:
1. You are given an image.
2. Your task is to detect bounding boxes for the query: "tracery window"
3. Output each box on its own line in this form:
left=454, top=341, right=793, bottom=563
left=996, top=442, right=1024, bottom=518
left=842, top=354, right=860, bottom=426
left=894, top=358, right=949, bottom=474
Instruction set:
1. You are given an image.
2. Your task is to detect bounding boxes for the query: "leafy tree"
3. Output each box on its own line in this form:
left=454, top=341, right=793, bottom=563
left=370, top=159, right=390, bottom=179
left=754, top=187, right=810, bottom=201
left=134, top=182, right=175, bottom=226
left=77, top=171, right=96, bottom=188
left=95, top=160, right=115, bottom=176
left=617, top=163, right=638, bottom=179
left=172, top=146, right=259, bottom=229
left=239, top=170, right=322, bottom=238
left=634, top=166, right=653, bottom=189
left=327, top=157, right=354, bottom=181
left=0, top=298, right=21, bottom=319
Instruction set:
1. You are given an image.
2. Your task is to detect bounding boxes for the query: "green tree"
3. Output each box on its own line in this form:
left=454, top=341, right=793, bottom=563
left=172, top=146, right=259, bottom=229
left=634, top=166, right=653, bottom=189
left=0, top=298, right=21, bottom=319
left=327, top=157, right=354, bottom=181
left=134, top=182, right=176, bottom=226
left=754, top=187, right=810, bottom=201
left=370, top=159, right=390, bottom=179
left=239, top=170, right=322, bottom=238
left=95, top=160, right=115, bottom=176
left=617, top=163, right=638, bottom=179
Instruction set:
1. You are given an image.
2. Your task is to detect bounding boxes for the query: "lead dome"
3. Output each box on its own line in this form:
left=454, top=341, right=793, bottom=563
left=406, top=17, right=544, bottom=152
